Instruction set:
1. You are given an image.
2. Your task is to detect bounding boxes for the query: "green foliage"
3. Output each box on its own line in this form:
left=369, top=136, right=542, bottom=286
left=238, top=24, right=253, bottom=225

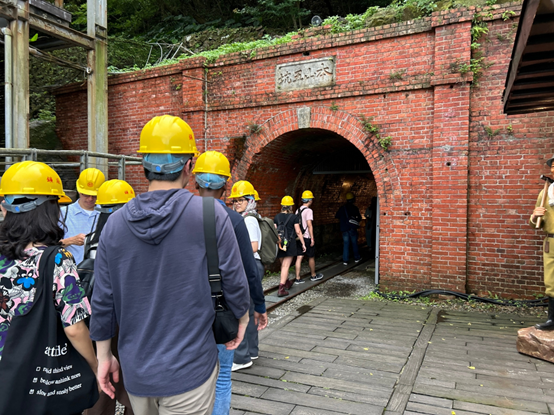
left=485, top=126, right=500, bottom=138
left=247, top=122, right=263, bottom=134
left=359, top=115, right=380, bottom=135
left=323, top=7, right=380, bottom=33
left=330, top=102, right=339, bottom=111
left=502, top=10, right=516, bottom=20
left=379, top=135, right=392, bottom=151
left=36, top=109, right=56, bottom=121
left=236, top=0, right=311, bottom=30
left=389, top=69, right=406, bottom=80
left=506, top=124, right=513, bottom=134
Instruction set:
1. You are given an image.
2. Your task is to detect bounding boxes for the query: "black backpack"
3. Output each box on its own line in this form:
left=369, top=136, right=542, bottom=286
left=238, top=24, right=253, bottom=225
left=77, top=233, right=97, bottom=302
left=276, top=214, right=294, bottom=251
left=76, top=215, right=99, bottom=302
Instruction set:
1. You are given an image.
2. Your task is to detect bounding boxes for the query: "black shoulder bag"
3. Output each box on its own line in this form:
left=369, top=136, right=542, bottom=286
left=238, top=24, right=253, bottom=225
left=202, top=197, right=239, bottom=344
left=0, top=246, right=99, bottom=415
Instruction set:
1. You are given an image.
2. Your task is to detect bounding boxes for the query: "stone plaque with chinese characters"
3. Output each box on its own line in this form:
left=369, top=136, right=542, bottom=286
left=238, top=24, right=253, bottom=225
left=275, top=57, right=336, bottom=92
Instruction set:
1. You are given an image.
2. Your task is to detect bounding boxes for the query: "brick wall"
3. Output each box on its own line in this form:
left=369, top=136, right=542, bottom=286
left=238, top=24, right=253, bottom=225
left=55, top=2, right=554, bottom=298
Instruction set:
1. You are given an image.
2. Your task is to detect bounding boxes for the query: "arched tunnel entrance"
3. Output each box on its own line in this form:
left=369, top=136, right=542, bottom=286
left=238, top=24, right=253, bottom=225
left=245, top=128, right=379, bottom=255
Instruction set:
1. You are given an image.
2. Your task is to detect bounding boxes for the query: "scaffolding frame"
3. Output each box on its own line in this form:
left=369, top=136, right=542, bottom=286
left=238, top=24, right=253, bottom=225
left=0, top=0, right=108, bottom=172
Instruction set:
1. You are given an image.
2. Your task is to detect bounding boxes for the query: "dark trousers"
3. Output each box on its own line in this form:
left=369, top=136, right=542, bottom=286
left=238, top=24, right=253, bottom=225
left=234, top=259, right=264, bottom=364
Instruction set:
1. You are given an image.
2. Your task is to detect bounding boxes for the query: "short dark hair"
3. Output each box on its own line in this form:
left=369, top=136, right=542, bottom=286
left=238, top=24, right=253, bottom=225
left=281, top=206, right=293, bottom=213
left=0, top=200, right=64, bottom=260
left=143, top=168, right=182, bottom=182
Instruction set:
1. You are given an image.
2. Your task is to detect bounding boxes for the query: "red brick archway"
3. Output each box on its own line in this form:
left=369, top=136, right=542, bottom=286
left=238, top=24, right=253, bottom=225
left=232, top=106, right=401, bottom=211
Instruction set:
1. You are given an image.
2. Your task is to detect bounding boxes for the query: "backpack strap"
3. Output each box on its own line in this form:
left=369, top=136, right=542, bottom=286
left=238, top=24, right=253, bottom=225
left=297, top=207, right=307, bottom=235
left=37, top=246, right=60, bottom=299
left=62, top=205, right=69, bottom=223
left=202, top=197, right=222, bottom=296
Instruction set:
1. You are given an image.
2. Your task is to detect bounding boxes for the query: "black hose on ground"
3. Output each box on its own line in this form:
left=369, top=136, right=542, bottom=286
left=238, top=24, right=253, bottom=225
left=373, top=289, right=548, bottom=307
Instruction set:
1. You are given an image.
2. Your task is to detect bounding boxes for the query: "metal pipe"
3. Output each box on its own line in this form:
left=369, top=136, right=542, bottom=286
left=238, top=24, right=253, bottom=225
left=375, top=196, right=380, bottom=285
left=2, top=27, right=13, bottom=162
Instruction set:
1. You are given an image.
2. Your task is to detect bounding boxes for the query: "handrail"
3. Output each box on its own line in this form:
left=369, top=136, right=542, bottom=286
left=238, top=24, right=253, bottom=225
left=0, top=148, right=143, bottom=181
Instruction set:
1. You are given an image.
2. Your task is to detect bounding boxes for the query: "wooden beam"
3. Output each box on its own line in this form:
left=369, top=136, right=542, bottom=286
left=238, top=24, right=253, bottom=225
left=519, top=50, right=554, bottom=66
left=509, top=96, right=554, bottom=106
left=509, top=87, right=554, bottom=100
left=523, top=34, right=554, bottom=54
left=507, top=106, right=554, bottom=114
left=54, top=0, right=64, bottom=8
left=503, top=0, right=541, bottom=110
left=516, top=69, right=554, bottom=80
left=511, top=77, right=554, bottom=90
left=29, top=11, right=94, bottom=50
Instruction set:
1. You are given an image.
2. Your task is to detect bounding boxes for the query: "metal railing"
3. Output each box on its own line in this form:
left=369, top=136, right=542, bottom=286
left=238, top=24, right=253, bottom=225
left=0, top=148, right=142, bottom=180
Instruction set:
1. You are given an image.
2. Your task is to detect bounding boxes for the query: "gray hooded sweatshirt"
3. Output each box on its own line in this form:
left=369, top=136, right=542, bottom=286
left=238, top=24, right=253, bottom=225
left=90, top=188, right=249, bottom=397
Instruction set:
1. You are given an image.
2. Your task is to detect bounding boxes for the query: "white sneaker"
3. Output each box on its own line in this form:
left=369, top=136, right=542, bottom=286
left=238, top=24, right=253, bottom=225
left=231, top=361, right=253, bottom=371
left=355, top=259, right=361, bottom=263
left=251, top=356, right=259, bottom=360
left=343, top=262, right=348, bottom=265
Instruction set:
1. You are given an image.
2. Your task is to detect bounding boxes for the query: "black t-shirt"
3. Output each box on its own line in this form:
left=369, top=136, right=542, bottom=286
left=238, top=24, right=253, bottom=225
left=274, top=213, right=299, bottom=240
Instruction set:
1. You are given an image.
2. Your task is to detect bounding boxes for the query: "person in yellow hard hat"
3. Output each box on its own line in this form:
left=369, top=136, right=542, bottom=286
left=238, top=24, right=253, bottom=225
left=274, top=196, right=305, bottom=297
left=335, top=192, right=362, bottom=265
left=90, top=115, right=249, bottom=415
left=227, top=180, right=267, bottom=374
left=193, top=153, right=267, bottom=413
left=0, top=161, right=99, bottom=413
left=80, top=179, right=136, bottom=415
left=60, top=167, right=105, bottom=264
left=294, top=190, right=324, bottom=284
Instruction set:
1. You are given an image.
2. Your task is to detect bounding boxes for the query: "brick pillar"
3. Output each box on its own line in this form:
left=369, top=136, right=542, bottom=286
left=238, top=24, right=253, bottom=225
left=430, top=21, right=472, bottom=291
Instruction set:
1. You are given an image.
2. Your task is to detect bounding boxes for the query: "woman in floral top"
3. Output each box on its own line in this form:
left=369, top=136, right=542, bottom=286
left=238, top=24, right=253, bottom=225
left=0, top=161, right=97, bottom=413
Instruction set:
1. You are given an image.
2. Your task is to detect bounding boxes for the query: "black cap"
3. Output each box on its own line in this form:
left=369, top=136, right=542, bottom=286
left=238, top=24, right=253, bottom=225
left=547, top=156, right=554, bottom=167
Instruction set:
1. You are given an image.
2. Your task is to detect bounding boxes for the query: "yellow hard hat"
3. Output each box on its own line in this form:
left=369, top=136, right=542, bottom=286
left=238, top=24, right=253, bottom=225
left=228, top=180, right=256, bottom=198
left=192, top=151, right=231, bottom=178
left=96, top=180, right=135, bottom=205
left=281, top=196, right=294, bottom=206
left=346, top=192, right=355, bottom=200
left=0, top=161, right=65, bottom=197
left=254, top=190, right=261, bottom=201
left=138, top=115, right=199, bottom=155
left=76, top=168, right=105, bottom=196
left=58, top=194, right=73, bottom=204
left=301, top=190, right=314, bottom=200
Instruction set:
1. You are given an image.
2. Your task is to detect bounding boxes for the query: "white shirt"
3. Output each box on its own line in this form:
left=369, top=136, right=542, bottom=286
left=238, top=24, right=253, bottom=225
left=244, top=216, right=262, bottom=260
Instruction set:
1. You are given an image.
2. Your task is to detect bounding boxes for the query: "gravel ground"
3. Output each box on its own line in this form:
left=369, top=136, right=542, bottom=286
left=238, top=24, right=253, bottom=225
left=267, top=269, right=376, bottom=325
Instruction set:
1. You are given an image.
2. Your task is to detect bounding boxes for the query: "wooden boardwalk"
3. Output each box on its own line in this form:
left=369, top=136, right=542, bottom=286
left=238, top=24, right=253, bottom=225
left=230, top=298, right=550, bottom=414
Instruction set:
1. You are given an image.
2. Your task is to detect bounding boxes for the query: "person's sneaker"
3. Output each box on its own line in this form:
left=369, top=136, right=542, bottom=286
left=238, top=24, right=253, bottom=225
left=310, top=273, right=324, bottom=281
left=355, top=259, right=361, bottom=263
left=294, top=279, right=305, bottom=285
left=231, top=361, right=253, bottom=372
left=251, top=356, right=259, bottom=360
left=343, top=262, right=348, bottom=265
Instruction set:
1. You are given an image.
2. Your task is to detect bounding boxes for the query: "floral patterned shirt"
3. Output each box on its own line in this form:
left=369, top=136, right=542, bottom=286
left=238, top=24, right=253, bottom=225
left=0, top=246, right=91, bottom=360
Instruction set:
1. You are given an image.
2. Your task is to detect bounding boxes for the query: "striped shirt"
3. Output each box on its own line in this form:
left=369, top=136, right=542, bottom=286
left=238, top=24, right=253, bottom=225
left=61, top=200, right=99, bottom=263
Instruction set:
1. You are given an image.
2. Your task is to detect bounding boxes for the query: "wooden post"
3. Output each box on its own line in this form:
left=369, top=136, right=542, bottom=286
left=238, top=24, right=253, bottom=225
left=11, top=1, right=29, bottom=149
left=87, top=0, right=108, bottom=173
left=54, top=0, right=64, bottom=8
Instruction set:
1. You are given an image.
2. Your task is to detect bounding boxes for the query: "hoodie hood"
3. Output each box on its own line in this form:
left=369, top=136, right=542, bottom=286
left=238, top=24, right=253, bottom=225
left=124, top=188, right=193, bottom=245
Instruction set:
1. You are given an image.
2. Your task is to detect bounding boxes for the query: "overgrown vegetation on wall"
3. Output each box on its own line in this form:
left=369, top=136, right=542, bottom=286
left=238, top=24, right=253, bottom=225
left=33, top=0, right=519, bottom=125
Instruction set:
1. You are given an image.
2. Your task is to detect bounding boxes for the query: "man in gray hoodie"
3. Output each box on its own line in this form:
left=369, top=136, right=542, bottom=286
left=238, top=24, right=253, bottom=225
left=90, top=115, right=250, bottom=415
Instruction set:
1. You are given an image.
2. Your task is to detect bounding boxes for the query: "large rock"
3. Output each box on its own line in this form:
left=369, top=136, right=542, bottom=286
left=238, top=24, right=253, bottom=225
left=517, top=326, right=554, bottom=363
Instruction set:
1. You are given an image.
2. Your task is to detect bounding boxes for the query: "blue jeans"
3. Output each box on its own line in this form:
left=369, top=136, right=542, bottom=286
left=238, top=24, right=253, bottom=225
left=212, top=345, right=233, bottom=415
left=342, top=229, right=360, bottom=263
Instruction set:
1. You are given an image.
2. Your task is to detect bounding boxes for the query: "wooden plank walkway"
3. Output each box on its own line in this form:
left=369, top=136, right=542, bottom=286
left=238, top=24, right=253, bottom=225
left=230, top=298, right=548, bottom=414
